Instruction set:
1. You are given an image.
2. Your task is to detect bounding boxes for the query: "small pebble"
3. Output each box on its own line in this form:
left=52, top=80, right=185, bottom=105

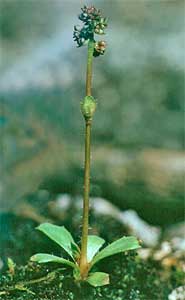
left=168, top=286, right=185, bottom=300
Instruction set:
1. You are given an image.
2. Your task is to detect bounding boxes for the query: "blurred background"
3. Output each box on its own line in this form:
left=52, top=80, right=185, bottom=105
left=0, top=0, right=184, bottom=228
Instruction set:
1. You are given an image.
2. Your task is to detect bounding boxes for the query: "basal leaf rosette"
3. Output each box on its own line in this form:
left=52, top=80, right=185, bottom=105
left=30, top=223, right=140, bottom=287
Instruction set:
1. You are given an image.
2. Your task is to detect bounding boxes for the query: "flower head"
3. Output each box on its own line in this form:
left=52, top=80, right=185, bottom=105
left=73, top=5, right=108, bottom=55
left=79, top=5, right=101, bottom=24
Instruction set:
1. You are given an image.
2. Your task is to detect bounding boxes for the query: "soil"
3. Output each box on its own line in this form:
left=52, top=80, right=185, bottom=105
left=0, top=198, right=184, bottom=300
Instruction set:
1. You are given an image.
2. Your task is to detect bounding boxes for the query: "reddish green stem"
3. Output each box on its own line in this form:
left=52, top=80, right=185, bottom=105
left=80, top=40, right=94, bottom=278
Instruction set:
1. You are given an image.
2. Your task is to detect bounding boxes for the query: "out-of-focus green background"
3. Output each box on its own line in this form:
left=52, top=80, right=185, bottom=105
left=0, top=0, right=184, bottom=226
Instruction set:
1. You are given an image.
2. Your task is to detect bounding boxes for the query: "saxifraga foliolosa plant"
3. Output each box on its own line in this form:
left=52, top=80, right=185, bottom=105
left=30, top=5, right=140, bottom=287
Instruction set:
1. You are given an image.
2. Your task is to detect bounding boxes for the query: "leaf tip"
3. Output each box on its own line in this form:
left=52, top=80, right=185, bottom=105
left=30, top=255, right=36, bottom=262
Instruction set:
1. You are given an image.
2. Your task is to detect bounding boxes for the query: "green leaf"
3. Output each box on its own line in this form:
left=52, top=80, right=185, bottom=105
left=30, top=253, right=76, bottom=268
left=91, top=236, right=140, bottom=266
left=37, top=223, right=79, bottom=260
left=87, top=272, right=110, bottom=287
left=87, top=235, right=105, bottom=263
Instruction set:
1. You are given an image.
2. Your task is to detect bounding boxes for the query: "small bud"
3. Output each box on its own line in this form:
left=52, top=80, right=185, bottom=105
left=80, top=96, right=97, bottom=120
left=93, top=41, right=106, bottom=57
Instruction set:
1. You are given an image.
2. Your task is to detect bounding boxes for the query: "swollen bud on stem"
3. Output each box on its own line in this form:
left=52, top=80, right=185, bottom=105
left=81, top=96, right=97, bottom=120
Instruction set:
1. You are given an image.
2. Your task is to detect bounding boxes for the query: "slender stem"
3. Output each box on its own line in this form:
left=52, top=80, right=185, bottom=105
left=86, top=40, right=94, bottom=96
left=80, top=40, right=94, bottom=278
left=80, top=119, right=92, bottom=277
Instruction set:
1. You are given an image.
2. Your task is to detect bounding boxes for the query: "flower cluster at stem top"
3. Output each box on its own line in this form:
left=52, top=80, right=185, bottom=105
left=73, top=5, right=107, bottom=57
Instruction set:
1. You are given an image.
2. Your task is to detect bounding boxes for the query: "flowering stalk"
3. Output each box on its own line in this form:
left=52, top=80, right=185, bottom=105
left=80, top=40, right=94, bottom=278
left=73, top=5, right=107, bottom=278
